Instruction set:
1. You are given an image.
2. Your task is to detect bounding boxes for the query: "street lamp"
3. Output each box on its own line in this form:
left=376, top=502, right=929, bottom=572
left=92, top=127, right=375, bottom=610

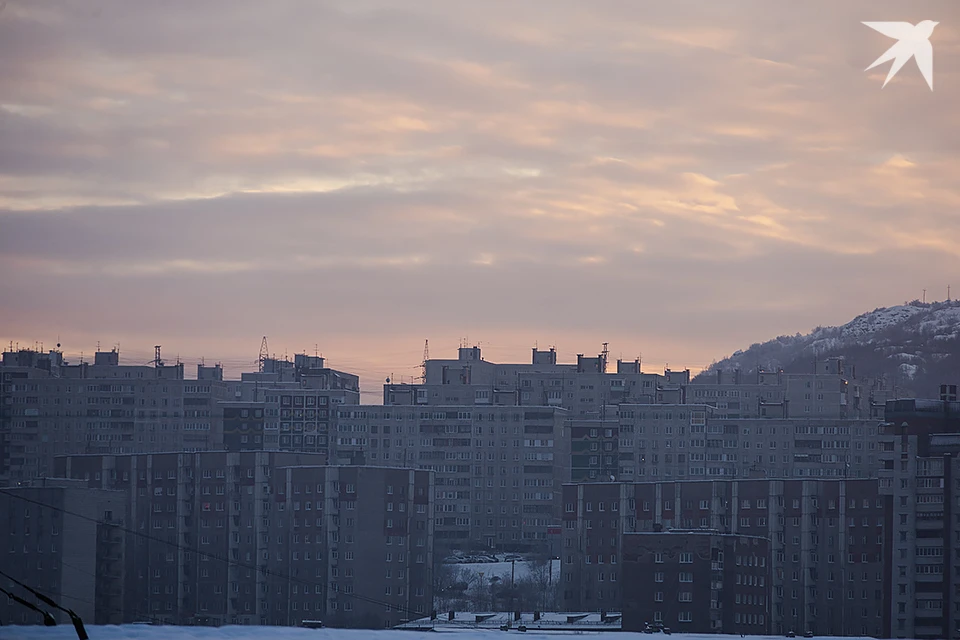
left=478, top=572, right=485, bottom=611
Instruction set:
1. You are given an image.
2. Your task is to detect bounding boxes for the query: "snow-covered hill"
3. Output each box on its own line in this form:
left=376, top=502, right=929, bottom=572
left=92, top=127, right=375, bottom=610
left=698, top=300, right=960, bottom=396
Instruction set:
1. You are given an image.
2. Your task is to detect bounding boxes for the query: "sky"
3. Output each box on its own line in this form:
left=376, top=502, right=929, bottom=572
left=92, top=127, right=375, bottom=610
left=1, top=0, right=959, bottom=400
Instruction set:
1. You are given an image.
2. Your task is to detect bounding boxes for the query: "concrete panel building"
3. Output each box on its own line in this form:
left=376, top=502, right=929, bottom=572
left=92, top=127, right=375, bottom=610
left=219, top=355, right=360, bottom=459
left=383, top=346, right=667, bottom=417
left=562, top=478, right=891, bottom=637
left=1, top=348, right=231, bottom=484
left=878, top=398, right=960, bottom=640
left=614, top=404, right=883, bottom=482
left=54, top=451, right=434, bottom=628
left=0, top=478, right=126, bottom=626
left=332, top=405, right=569, bottom=554
left=621, top=531, right=771, bottom=634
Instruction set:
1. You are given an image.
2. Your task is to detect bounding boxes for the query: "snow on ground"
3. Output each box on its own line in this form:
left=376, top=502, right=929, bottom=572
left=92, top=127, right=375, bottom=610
left=899, top=363, right=918, bottom=379
left=0, top=625, right=894, bottom=640
left=833, top=305, right=926, bottom=341
left=918, top=304, right=960, bottom=335
left=449, top=560, right=562, bottom=585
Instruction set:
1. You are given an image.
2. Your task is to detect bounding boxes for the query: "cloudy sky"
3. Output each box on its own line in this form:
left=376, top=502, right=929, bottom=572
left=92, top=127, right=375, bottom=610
left=2, top=0, right=958, bottom=399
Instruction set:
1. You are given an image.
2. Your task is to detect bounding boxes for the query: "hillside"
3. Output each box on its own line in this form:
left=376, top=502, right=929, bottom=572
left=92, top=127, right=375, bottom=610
left=696, top=300, right=960, bottom=397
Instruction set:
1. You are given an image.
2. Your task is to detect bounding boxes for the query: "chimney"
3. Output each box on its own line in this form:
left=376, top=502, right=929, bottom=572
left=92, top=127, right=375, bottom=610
left=717, top=369, right=722, bottom=384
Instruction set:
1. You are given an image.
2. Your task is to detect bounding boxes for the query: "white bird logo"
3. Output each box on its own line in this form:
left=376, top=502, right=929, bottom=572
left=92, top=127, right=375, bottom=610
left=863, top=20, right=938, bottom=90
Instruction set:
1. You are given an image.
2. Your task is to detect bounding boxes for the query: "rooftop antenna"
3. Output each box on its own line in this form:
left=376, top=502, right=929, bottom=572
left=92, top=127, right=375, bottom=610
left=315, top=343, right=319, bottom=358
left=421, top=339, right=429, bottom=382
left=258, top=336, right=269, bottom=373
left=153, top=345, right=162, bottom=367
left=96, top=341, right=100, bottom=352
left=922, top=289, right=926, bottom=304
left=601, top=342, right=609, bottom=373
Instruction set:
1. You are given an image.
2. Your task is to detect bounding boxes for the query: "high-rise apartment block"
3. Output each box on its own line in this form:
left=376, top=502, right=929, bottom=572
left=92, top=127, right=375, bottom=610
left=230, top=355, right=360, bottom=459
left=384, top=346, right=668, bottom=414
left=53, top=451, right=434, bottom=628
left=621, top=530, right=771, bottom=634
left=5, top=340, right=959, bottom=636
left=331, top=404, right=569, bottom=552
left=878, top=397, right=960, bottom=640
left=0, top=349, right=359, bottom=485
left=0, top=478, right=127, bottom=626
left=562, top=478, right=891, bottom=637
left=0, top=348, right=233, bottom=483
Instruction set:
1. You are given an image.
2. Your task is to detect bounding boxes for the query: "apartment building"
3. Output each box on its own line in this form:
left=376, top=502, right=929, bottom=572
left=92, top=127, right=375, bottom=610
left=878, top=397, right=960, bottom=640
left=220, top=402, right=268, bottom=453
left=685, top=368, right=786, bottom=419
left=383, top=346, right=669, bottom=416
left=384, top=348, right=863, bottom=420
left=685, top=358, right=863, bottom=420
left=222, top=355, right=360, bottom=459
left=0, top=348, right=359, bottom=485
left=54, top=451, right=434, bottom=628
left=562, top=478, right=891, bottom=638
left=332, top=404, right=569, bottom=553
left=621, top=531, right=771, bottom=634
left=0, top=478, right=126, bottom=626
left=1, top=348, right=230, bottom=484
left=613, top=404, right=882, bottom=482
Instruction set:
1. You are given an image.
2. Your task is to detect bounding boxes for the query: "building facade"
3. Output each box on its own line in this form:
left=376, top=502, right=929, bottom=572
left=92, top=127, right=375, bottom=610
left=1, top=348, right=230, bottom=484
left=383, top=346, right=669, bottom=417
left=54, top=451, right=434, bottom=628
left=621, top=531, right=770, bottom=634
left=332, top=405, right=569, bottom=553
left=0, top=478, right=126, bottom=626
left=878, top=399, right=960, bottom=640
left=562, top=478, right=891, bottom=638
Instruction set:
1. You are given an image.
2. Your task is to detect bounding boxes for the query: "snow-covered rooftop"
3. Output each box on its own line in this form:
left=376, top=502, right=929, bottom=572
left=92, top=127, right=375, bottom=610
left=0, top=624, right=896, bottom=640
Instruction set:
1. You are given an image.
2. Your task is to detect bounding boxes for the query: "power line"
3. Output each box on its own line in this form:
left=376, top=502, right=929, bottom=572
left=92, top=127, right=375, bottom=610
left=1, top=567, right=167, bottom=628
left=0, top=490, right=426, bottom=621
left=0, top=586, right=57, bottom=627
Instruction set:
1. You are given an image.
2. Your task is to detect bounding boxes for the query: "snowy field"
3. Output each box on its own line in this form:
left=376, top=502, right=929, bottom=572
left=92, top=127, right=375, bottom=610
left=0, top=626, right=892, bottom=640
